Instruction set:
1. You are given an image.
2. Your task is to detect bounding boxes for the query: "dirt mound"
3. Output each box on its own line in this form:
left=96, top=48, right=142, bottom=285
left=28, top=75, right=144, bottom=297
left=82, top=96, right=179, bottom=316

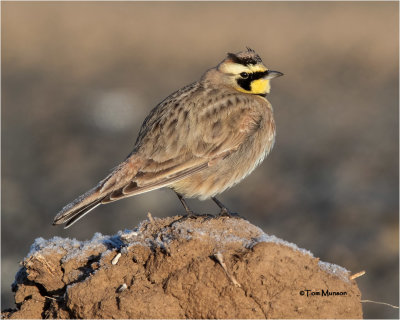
left=3, top=215, right=363, bottom=318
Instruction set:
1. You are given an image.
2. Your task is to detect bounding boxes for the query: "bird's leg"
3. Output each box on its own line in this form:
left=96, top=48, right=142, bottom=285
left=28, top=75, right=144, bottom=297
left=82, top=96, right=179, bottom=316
left=173, top=192, right=214, bottom=223
left=175, top=192, right=196, bottom=218
left=211, top=196, right=239, bottom=217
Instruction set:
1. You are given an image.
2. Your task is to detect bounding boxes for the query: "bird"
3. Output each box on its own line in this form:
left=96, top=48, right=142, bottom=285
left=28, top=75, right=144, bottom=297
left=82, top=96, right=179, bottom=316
left=53, top=47, right=283, bottom=228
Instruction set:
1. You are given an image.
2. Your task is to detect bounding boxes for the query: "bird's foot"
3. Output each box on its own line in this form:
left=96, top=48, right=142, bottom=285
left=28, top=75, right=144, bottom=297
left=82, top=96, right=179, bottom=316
left=173, top=211, right=214, bottom=224
left=183, top=211, right=198, bottom=219
left=217, top=207, right=241, bottom=218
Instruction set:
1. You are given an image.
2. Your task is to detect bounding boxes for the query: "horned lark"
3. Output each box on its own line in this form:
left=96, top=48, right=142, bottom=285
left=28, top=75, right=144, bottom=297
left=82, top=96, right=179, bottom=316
left=53, top=48, right=283, bottom=228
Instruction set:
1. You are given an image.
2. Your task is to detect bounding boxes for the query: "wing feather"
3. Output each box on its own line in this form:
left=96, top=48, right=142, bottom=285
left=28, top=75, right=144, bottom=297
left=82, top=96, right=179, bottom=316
left=102, top=161, right=209, bottom=203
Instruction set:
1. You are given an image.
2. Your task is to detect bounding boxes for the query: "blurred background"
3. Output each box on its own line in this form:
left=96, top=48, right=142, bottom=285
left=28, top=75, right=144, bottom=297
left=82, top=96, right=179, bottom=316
left=2, top=2, right=398, bottom=317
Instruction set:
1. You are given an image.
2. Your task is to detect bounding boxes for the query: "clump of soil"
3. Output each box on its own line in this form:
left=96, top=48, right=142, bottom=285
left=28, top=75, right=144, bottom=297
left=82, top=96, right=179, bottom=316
left=3, top=215, right=363, bottom=319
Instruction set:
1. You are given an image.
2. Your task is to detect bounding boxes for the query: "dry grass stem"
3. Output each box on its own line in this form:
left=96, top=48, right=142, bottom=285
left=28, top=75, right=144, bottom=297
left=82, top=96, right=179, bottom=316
left=214, top=251, right=241, bottom=287
left=350, top=270, right=366, bottom=280
left=147, top=212, right=155, bottom=224
left=361, top=300, right=399, bottom=309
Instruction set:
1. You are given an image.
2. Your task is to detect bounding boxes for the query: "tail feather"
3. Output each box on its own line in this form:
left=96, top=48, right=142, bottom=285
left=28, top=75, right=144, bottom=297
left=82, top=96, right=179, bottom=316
left=53, top=158, right=141, bottom=228
left=52, top=156, right=211, bottom=227
left=63, top=198, right=105, bottom=228
left=53, top=184, right=106, bottom=227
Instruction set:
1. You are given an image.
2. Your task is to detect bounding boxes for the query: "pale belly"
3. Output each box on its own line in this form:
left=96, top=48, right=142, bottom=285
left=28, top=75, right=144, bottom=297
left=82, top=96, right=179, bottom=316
left=171, top=121, right=275, bottom=200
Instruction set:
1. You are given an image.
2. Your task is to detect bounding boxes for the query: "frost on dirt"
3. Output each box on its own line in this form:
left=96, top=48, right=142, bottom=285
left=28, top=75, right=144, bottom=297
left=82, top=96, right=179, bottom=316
left=25, top=216, right=350, bottom=283
left=165, top=217, right=265, bottom=247
left=318, top=261, right=350, bottom=283
left=167, top=218, right=314, bottom=256
left=163, top=217, right=350, bottom=282
left=27, top=236, right=81, bottom=257
left=26, top=230, right=136, bottom=263
left=250, top=232, right=314, bottom=257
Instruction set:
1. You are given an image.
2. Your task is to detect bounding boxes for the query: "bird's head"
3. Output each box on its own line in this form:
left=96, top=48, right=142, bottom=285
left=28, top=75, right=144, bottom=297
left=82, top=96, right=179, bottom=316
left=213, top=47, right=283, bottom=96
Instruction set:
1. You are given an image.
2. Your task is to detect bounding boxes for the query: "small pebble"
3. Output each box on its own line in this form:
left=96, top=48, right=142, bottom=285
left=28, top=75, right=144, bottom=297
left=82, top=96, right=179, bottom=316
left=117, top=283, right=127, bottom=292
left=112, top=252, right=122, bottom=265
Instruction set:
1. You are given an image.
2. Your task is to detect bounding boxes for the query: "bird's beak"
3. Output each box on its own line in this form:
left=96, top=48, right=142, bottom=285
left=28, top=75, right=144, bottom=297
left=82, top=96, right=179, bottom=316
left=264, top=70, right=284, bottom=80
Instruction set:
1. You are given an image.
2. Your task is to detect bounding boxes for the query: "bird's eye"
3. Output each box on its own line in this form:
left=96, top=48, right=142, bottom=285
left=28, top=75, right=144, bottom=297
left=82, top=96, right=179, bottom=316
left=240, top=72, right=249, bottom=79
